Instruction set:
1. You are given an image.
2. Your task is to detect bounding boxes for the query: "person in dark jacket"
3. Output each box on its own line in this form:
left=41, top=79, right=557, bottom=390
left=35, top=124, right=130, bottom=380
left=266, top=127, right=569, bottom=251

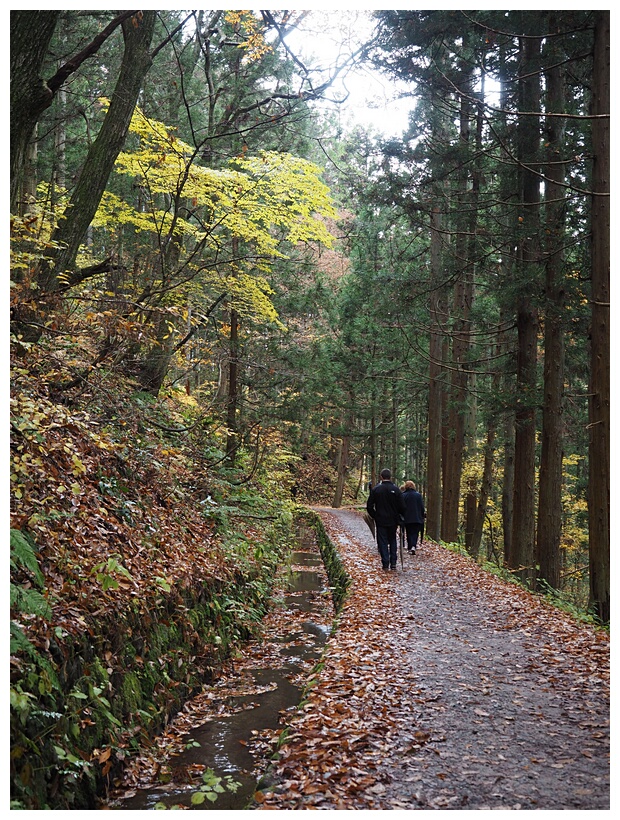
left=366, top=468, right=405, bottom=570
left=401, top=480, right=425, bottom=554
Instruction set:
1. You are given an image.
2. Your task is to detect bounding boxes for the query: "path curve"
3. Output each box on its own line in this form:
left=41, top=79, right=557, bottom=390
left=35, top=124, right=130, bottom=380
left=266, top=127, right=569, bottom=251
left=257, top=507, right=610, bottom=811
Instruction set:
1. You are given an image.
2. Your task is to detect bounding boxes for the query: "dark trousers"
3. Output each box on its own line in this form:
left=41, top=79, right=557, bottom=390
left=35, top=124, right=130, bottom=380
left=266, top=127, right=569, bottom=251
left=405, top=522, right=423, bottom=551
left=377, top=524, right=398, bottom=568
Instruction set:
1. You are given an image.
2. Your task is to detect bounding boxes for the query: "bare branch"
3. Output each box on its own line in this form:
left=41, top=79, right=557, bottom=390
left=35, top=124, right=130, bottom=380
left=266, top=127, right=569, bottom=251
left=46, top=11, right=138, bottom=94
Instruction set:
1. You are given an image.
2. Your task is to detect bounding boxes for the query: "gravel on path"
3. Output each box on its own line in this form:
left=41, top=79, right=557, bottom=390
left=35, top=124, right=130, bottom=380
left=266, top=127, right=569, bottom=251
left=257, top=507, right=610, bottom=811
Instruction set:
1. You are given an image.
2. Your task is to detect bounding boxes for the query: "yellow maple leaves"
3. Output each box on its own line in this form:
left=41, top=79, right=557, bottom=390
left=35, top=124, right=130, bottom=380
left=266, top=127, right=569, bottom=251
left=86, top=105, right=336, bottom=327
left=107, top=105, right=336, bottom=268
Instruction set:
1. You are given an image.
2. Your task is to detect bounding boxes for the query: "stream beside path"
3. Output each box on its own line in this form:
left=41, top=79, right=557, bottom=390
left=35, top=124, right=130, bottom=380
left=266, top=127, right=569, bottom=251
left=104, top=507, right=610, bottom=811
left=255, top=507, right=610, bottom=811
left=104, top=523, right=334, bottom=810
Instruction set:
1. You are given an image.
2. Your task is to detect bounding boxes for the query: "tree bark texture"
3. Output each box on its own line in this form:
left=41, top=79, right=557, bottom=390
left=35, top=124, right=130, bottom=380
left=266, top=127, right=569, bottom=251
left=369, top=409, right=377, bottom=489
left=588, top=10, right=610, bottom=623
left=536, top=21, right=566, bottom=592
left=426, top=206, right=444, bottom=541
left=471, top=425, right=496, bottom=559
left=441, top=51, right=474, bottom=544
left=332, top=431, right=351, bottom=509
left=226, top=308, right=240, bottom=465
left=40, top=11, right=156, bottom=292
left=464, top=479, right=477, bottom=553
left=496, top=46, right=516, bottom=565
left=502, top=414, right=515, bottom=563
left=509, top=32, right=541, bottom=583
left=10, top=11, right=59, bottom=211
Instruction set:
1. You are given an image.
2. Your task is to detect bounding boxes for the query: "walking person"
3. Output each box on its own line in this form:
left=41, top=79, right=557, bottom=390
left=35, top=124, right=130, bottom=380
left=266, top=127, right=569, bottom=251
left=366, top=468, right=405, bottom=570
left=402, top=480, right=425, bottom=554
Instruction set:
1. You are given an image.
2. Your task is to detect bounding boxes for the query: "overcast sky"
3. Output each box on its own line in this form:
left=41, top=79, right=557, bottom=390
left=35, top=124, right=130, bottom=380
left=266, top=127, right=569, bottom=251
left=281, top=9, right=413, bottom=138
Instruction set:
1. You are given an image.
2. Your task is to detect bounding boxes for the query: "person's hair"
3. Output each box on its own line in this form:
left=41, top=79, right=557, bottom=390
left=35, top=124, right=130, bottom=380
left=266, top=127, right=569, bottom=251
left=380, top=468, right=391, bottom=480
left=404, top=480, right=416, bottom=490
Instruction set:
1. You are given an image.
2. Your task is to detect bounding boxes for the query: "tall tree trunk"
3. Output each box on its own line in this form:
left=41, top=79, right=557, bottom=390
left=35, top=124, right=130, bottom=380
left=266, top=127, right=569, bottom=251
left=185, top=302, right=193, bottom=395
left=536, top=19, right=566, bottom=591
left=426, top=205, right=444, bottom=541
left=332, top=429, right=350, bottom=508
left=496, top=43, right=516, bottom=566
left=472, top=323, right=504, bottom=559
left=588, top=10, right=610, bottom=622
left=10, top=11, right=59, bottom=211
left=464, top=76, right=486, bottom=557
left=140, top=224, right=185, bottom=396
left=226, top=308, right=240, bottom=464
left=510, top=31, right=541, bottom=584
left=502, top=416, right=515, bottom=563
left=392, top=392, right=399, bottom=481
left=471, top=425, right=496, bottom=559
left=464, top=476, right=477, bottom=552
left=53, top=23, right=68, bottom=195
left=20, top=125, right=39, bottom=216
left=39, top=11, right=156, bottom=293
left=369, top=409, right=377, bottom=489
left=141, top=310, right=176, bottom=397
left=441, top=48, right=474, bottom=543
left=54, top=86, right=67, bottom=192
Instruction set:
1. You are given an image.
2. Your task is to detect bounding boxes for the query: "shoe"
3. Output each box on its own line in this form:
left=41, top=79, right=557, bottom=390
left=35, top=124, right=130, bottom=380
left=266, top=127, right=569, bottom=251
left=412, top=549, right=416, bottom=555
left=382, top=564, right=390, bottom=570
left=407, top=548, right=412, bottom=553
left=390, top=565, right=397, bottom=570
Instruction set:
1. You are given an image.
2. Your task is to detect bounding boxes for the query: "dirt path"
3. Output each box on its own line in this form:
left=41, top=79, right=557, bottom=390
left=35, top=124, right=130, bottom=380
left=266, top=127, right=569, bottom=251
left=256, top=507, right=610, bottom=811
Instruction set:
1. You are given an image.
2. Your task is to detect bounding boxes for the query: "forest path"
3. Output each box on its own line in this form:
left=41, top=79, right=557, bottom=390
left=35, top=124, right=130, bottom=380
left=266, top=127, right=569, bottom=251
left=257, top=507, right=610, bottom=811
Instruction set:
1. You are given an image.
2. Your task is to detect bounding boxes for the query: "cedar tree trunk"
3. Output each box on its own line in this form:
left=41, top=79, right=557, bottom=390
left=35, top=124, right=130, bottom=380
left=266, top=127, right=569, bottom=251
left=509, top=32, right=541, bottom=583
left=588, top=11, right=610, bottom=623
left=536, top=20, right=566, bottom=591
left=426, top=206, right=444, bottom=541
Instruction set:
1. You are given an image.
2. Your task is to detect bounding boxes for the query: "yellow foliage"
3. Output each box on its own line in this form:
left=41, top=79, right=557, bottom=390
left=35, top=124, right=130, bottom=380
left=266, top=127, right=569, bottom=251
left=109, top=107, right=336, bottom=259
left=81, top=106, right=336, bottom=329
left=168, top=389, right=199, bottom=408
left=223, top=273, right=284, bottom=328
left=223, top=10, right=273, bottom=61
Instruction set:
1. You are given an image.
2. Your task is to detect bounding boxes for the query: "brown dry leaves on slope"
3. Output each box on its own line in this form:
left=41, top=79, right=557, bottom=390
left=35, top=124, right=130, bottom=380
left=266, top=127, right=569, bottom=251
left=255, top=508, right=610, bottom=811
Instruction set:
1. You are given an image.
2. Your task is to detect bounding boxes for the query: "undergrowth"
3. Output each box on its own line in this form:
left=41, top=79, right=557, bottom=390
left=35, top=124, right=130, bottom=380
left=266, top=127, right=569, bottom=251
left=9, top=341, right=303, bottom=809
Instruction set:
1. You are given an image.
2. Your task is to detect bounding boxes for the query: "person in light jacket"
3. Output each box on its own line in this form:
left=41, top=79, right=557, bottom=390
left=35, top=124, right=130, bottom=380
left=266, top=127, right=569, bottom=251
left=401, top=480, right=425, bottom=554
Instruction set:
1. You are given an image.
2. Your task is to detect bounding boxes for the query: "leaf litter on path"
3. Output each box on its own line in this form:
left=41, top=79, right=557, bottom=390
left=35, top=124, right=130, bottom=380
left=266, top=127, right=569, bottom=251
left=254, top=507, right=609, bottom=811
left=104, top=508, right=609, bottom=811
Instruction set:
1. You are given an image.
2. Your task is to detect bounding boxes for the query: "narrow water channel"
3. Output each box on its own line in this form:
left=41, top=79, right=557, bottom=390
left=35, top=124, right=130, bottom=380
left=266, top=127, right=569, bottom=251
left=109, top=531, right=333, bottom=810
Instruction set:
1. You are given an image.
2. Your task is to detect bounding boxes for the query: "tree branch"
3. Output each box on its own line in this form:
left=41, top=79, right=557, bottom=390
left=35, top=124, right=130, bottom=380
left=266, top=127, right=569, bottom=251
left=46, top=11, right=138, bottom=94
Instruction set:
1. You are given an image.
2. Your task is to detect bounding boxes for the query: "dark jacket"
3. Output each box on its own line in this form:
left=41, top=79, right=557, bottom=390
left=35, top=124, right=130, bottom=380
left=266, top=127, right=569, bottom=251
left=366, top=480, right=405, bottom=527
left=402, top=488, right=425, bottom=524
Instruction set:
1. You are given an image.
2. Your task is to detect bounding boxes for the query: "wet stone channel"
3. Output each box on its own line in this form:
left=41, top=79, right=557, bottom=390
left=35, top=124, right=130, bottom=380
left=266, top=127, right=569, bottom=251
left=106, top=527, right=334, bottom=810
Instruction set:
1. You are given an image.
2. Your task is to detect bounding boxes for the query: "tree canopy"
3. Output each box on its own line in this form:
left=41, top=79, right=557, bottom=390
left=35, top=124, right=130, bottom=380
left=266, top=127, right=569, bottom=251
left=10, top=10, right=609, bottom=810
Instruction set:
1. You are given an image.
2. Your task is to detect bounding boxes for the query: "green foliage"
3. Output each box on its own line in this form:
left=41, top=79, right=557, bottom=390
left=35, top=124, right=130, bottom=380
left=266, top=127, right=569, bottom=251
left=10, top=529, right=51, bottom=654
left=534, top=577, right=601, bottom=627
left=190, top=769, right=242, bottom=805
left=11, top=528, right=45, bottom=588
left=91, top=554, right=133, bottom=592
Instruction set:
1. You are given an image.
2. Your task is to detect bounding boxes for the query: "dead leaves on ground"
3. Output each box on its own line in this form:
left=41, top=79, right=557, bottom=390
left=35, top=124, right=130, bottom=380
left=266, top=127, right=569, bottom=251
left=254, top=509, right=609, bottom=810
left=254, top=511, right=428, bottom=809
left=104, top=543, right=334, bottom=805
